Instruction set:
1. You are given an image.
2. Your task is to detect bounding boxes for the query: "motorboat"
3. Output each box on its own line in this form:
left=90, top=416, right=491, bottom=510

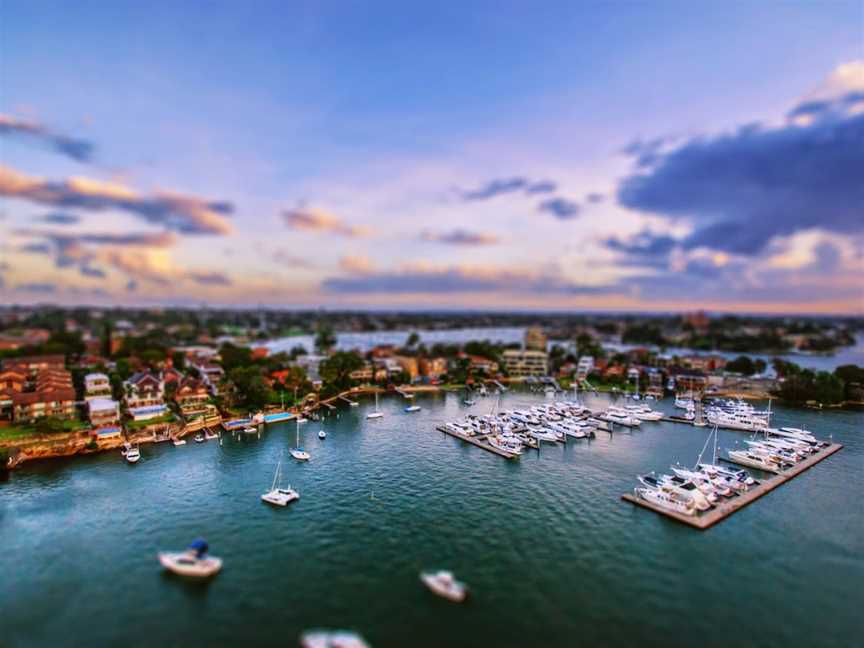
left=300, top=630, right=370, bottom=648
left=727, top=449, right=781, bottom=472
left=366, top=391, right=384, bottom=419
left=194, top=433, right=205, bottom=443
left=243, top=426, right=258, bottom=435
left=420, top=570, right=467, bottom=602
left=204, top=429, right=219, bottom=441
left=638, top=474, right=711, bottom=511
left=774, top=427, right=819, bottom=445
left=261, top=460, right=300, bottom=507
left=404, top=405, right=421, bottom=413
left=601, top=409, right=641, bottom=427
left=173, top=438, right=186, bottom=446
left=463, top=398, right=476, bottom=406
left=318, top=430, right=327, bottom=439
left=696, top=462, right=755, bottom=486
left=125, top=446, right=140, bottom=463
left=634, top=486, right=696, bottom=516
left=158, top=539, right=222, bottom=578
left=297, top=417, right=309, bottom=424
left=706, top=409, right=767, bottom=432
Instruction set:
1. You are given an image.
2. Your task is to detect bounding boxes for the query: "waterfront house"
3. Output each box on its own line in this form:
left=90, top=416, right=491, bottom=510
left=84, top=372, right=112, bottom=401
left=524, top=326, right=548, bottom=351
left=191, top=360, right=225, bottom=395
left=0, top=369, right=26, bottom=393
left=394, top=356, right=420, bottom=382
left=348, top=363, right=375, bottom=383
left=174, top=377, right=211, bottom=417
left=12, top=387, right=77, bottom=422
left=418, top=357, right=448, bottom=380
left=161, top=366, right=183, bottom=387
left=88, top=398, right=120, bottom=428
left=502, top=349, right=547, bottom=377
left=576, top=356, right=595, bottom=380
left=124, top=372, right=168, bottom=421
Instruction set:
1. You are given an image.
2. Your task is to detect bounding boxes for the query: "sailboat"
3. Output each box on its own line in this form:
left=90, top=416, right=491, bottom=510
left=366, top=391, right=384, bottom=419
left=290, top=417, right=310, bottom=461
left=261, top=459, right=299, bottom=506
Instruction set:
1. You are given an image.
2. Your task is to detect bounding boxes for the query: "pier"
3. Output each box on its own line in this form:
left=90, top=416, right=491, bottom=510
left=436, top=425, right=519, bottom=459
left=622, top=442, right=844, bottom=529
left=339, top=395, right=359, bottom=406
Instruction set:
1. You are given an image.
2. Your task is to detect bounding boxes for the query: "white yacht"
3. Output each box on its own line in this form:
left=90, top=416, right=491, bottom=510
left=404, top=404, right=421, bottom=413
left=125, top=446, right=140, bottom=463
left=727, top=449, right=781, bottom=472
left=204, top=429, right=219, bottom=440
left=624, top=405, right=664, bottom=421
left=243, top=426, right=258, bottom=435
left=158, top=540, right=222, bottom=578
left=366, top=392, right=384, bottom=419
left=318, top=430, right=327, bottom=439
left=173, top=438, right=186, bottom=446
left=696, top=462, right=755, bottom=486
left=706, top=409, right=767, bottom=432
left=601, top=408, right=641, bottom=427
left=261, top=460, right=300, bottom=507
left=639, top=474, right=711, bottom=511
left=634, top=486, right=697, bottom=516
left=300, top=630, right=370, bottom=648
left=420, top=570, right=467, bottom=602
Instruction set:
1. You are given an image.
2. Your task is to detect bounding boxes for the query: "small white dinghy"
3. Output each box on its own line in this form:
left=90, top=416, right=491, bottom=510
left=318, top=430, right=327, bottom=439
left=404, top=405, right=421, bottom=413
left=125, top=446, right=140, bottom=463
left=243, top=426, right=258, bottom=435
left=159, top=539, right=222, bottom=578
left=300, top=630, right=370, bottom=648
left=420, top=570, right=467, bottom=602
left=173, top=438, right=186, bottom=446
left=261, top=460, right=299, bottom=507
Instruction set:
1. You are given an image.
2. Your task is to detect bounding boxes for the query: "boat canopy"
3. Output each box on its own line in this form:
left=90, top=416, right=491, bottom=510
left=188, top=539, right=209, bottom=557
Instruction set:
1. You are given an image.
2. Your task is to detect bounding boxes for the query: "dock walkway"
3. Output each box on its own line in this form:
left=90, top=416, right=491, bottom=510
left=436, top=425, right=518, bottom=459
left=621, top=443, right=843, bottom=530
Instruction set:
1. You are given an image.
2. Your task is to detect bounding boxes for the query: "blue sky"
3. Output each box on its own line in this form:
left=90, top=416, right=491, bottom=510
left=1, top=1, right=862, bottom=312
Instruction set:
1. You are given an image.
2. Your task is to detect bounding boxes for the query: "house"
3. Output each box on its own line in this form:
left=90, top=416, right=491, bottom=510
left=161, top=367, right=183, bottom=387
left=348, top=363, right=375, bottom=382
left=418, top=357, right=448, bottom=380
left=502, top=349, right=547, bottom=377
left=0, top=369, right=26, bottom=393
left=84, top=372, right=112, bottom=401
left=174, top=377, right=211, bottom=417
left=576, top=356, right=594, bottom=380
left=394, top=356, right=419, bottom=381
left=524, top=327, right=548, bottom=351
left=88, top=398, right=120, bottom=428
left=12, top=387, right=77, bottom=421
left=192, top=360, right=225, bottom=394
left=2, top=354, right=65, bottom=375
left=124, top=372, right=165, bottom=409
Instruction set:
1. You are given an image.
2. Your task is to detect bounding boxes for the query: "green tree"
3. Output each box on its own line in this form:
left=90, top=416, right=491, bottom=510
left=171, top=351, right=187, bottom=370
left=228, top=366, right=271, bottom=411
left=315, top=326, right=337, bottom=353
left=220, top=343, right=253, bottom=372
left=406, top=332, right=420, bottom=347
left=726, top=355, right=756, bottom=375
left=319, top=351, right=364, bottom=390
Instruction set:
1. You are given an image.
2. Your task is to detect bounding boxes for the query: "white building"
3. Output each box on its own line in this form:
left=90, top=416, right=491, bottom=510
left=84, top=372, right=112, bottom=401
left=576, top=356, right=594, bottom=380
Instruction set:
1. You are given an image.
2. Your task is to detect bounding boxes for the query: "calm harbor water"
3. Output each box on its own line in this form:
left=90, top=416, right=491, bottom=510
left=2, top=392, right=862, bottom=647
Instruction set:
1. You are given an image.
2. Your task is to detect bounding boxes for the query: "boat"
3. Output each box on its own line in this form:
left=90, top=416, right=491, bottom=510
left=727, top=449, right=781, bottom=472
left=290, top=417, right=310, bottom=461
left=173, top=438, right=186, bottom=446
left=696, top=462, right=755, bottom=486
left=125, top=446, right=140, bottom=463
left=706, top=408, right=768, bottom=432
left=638, top=474, right=711, bottom=510
left=261, top=460, right=300, bottom=506
left=300, top=630, right=370, bottom=648
left=463, top=398, right=476, bottom=406
left=420, top=570, right=467, bottom=602
left=243, top=426, right=258, bottom=435
left=634, top=486, right=697, bottom=516
left=158, top=539, right=222, bottom=578
left=204, top=429, right=219, bottom=440
left=366, top=391, right=384, bottom=419
left=194, top=433, right=205, bottom=443
left=318, top=430, right=327, bottom=439
left=297, top=417, right=309, bottom=424
left=404, top=405, right=421, bottom=413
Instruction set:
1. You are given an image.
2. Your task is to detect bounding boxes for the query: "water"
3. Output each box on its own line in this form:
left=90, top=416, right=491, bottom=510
left=265, top=326, right=863, bottom=371
left=2, top=392, right=862, bottom=647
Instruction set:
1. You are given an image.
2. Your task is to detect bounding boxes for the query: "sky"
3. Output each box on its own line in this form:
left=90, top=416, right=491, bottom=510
left=1, top=1, right=862, bottom=314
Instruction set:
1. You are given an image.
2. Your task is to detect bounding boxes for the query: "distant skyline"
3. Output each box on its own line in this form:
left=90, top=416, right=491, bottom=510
left=1, top=1, right=862, bottom=314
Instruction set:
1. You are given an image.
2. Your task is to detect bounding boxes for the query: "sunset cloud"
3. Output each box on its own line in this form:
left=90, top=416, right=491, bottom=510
left=281, top=207, right=371, bottom=238
left=419, top=229, right=500, bottom=246
left=0, top=114, right=94, bottom=162
left=460, top=177, right=557, bottom=201
left=0, top=165, right=233, bottom=235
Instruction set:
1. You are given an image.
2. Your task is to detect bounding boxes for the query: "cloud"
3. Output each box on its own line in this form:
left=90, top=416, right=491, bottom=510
left=40, top=211, right=81, bottom=225
left=18, top=229, right=177, bottom=248
left=323, top=263, right=621, bottom=295
left=419, top=229, right=500, bottom=246
left=617, top=92, right=864, bottom=255
left=18, top=242, right=53, bottom=254
left=281, top=207, right=371, bottom=238
left=15, top=282, right=57, bottom=293
left=537, top=197, right=580, bottom=220
left=271, top=249, right=315, bottom=268
left=0, top=114, right=94, bottom=162
left=188, top=271, right=232, bottom=286
left=0, top=165, right=233, bottom=235
left=460, top=177, right=557, bottom=201
left=605, top=230, right=678, bottom=258
left=585, top=192, right=605, bottom=204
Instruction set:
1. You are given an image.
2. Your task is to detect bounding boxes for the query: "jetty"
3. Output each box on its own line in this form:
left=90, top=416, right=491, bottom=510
left=436, top=425, right=519, bottom=459
left=622, top=442, right=844, bottom=530
left=339, top=395, right=359, bottom=406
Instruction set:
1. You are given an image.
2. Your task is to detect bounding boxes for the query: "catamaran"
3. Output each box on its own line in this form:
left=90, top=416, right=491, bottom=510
left=366, top=391, right=384, bottom=419
left=290, top=417, right=310, bottom=461
left=261, top=459, right=300, bottom=506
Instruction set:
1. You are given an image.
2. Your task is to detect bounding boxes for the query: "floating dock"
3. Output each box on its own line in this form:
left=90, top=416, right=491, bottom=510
left=621, top=443, right=843, bottom=530
left=436, top=425, right=519, bottom=459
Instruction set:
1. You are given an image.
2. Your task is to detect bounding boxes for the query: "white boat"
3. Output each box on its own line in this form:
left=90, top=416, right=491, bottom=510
left=463, top=398, right=476, bottom=406
left=366, top=392, right=384, bottom=419
left=297, top=417, right=309, bottom=424
left=300, top=630, right=370, bottom=648
left=194, top=433, right=205, bottom=443
left=727, top=449, right=781, bottom=472
left=404, top=405, right=421, bottom=413
left=261, top=460, right=300, bottom=506
left=158, top=540, right=222, bottom=578
left=639, top=474, right=711, bottom=510
left=290, top=417, right=310, bottom=461
left=173, top=438, right=186, bottom=446
left=204, top=430, right=219, bottom=440
left=318, top=429, right=327, bottom=439
left=601, top=409, right=641, bottom=427
left=420, top=570, right=467, bottom=602
left=696, top=462, right=755, bottom=486
left=634, top=486, right=696, bottom=516
left=243, top=426, right=258, bottom=435
left=706, top=409, right=767, bottom=432
left=125, top=446, right=140, bottom=463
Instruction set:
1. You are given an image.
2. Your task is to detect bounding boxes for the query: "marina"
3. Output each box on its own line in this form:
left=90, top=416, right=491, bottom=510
left=2, top=389, right=860, bottom=646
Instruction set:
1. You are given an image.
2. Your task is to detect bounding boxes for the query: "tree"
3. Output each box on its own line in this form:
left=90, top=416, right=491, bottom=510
left=35, top=417, right=66, bottom=434
left=315, top=326, right=337, bottom=353
left=220, top=343, right=253, bottom=372
left=406, top=332, right=420, bottom=348
left=726, top=355, right=756, bottom=375
left=171, top=351, right=187, bottom=371
left=319, top=351, right=364, bottom=390
left=227, top=366, right=270, bottom=411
